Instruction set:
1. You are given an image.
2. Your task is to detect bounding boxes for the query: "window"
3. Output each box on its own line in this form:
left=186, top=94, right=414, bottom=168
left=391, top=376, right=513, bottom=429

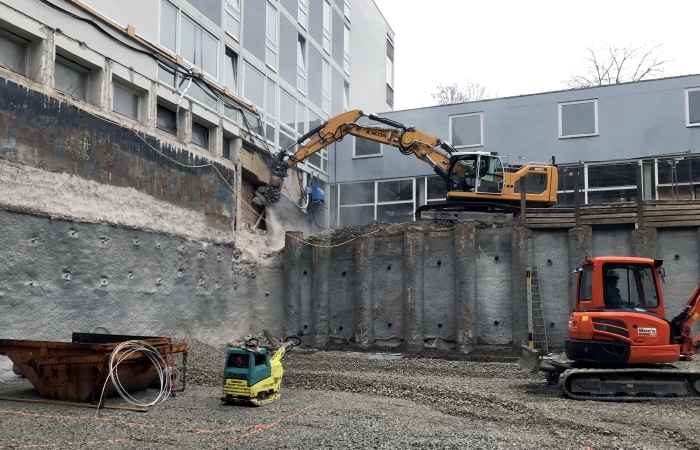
left=54, top=57, right=88, bottom=100
left=355, top=138, right=381, bottom=157
left=0, top=31, right=27, bottom=75
left=307, top=110, right=327, bottom=172
left=343, top=25, right=350, bottom=74
left=386, top=36, right=394, bottom=109
left=559, top=99, right=598, bottom=138
left=157, top=104, right=177, bottom=135
left=343, top=0, right=351, bottom=19
left=191, top=122, right=209, bottom=149
left=222, top=136, right=231, bottom=159
left=343, top=81, right=349, bottom=111
left=450, top=113, right=483, bottom=148
left=225, top=47, right=239, bottom=94
left=321, top=59, right=330, bottom=113
left=337, top=179, right=415, bottom=227
left=298, top=0, right=308, bottom=29
left=266, top=78, right=277, bottom=143
left=159, top=1, right=219, bottom=79
left=297, top=35, right=307, bottom=93
left=280, top=89, right=296, bottom=149
left=244, top=62, right=265, bottom=108
left=322, top=0, right=331, bottom=54
left=158, top=63, right=176, bottom=86
left=225, top=0, right=241, bottom=40
left=687, top=88, right=700, bottom=127
left=181, top=16, right=218, bottom=77
left=159, top=0, right=177, bottom=52
left=297, top=102, right=306, bottom=134
left=265, top=2, right=278, bottom=70
left=113, top=82, right=139, bottom=120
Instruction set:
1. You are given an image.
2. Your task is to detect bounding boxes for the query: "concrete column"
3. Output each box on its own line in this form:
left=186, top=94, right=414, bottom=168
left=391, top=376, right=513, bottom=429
left=403, top=227, right=424, bottom=352
left=40, top=28, right=56, bottom=87
left=568, top=226, right=593, bottom=303
left=355, top=235, right=374, bottom=348
left=454, top=221, right=477, bottom=352
left=631, top=226, right=657, bottom=258
left=283, top=232, right=304, bottom=341
left=311, top=239, right=331, bottom=348
left=510, top=225, right=533, bottom=346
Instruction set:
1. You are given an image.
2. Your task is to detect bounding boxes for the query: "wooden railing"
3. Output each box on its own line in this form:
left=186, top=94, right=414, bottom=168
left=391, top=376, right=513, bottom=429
left=524, top=200, right=700, bottom=229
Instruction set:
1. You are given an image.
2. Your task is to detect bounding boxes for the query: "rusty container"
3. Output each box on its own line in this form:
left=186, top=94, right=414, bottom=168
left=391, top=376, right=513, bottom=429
left=0, top=333, right=188, bottom=403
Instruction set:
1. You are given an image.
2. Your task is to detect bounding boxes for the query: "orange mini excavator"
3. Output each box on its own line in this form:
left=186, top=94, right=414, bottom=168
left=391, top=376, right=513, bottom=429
left=521, top=256, right=700, bottom=400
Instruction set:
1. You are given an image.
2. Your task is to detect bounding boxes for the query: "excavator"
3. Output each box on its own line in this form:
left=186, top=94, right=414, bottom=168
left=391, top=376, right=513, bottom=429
left=264, top=109, right=558, bottom=218
left=520, top=256, right=700, bottom=400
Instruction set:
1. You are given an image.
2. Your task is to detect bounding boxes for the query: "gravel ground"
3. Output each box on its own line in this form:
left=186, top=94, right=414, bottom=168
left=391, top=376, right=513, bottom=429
left=1, top=341, right=700, bottom=449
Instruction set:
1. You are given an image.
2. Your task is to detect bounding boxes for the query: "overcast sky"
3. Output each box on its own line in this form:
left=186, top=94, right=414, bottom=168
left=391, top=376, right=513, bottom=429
left=372, top=0, right=700, bottom=110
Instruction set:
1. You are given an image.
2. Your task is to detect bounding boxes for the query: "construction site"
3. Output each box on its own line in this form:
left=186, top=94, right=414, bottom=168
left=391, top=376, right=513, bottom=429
left=3, top=0, right=700, bottom=448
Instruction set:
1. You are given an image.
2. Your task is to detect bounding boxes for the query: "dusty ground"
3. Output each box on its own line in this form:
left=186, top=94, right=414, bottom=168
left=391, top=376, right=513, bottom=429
left=1, top=342, right=700, bottom=449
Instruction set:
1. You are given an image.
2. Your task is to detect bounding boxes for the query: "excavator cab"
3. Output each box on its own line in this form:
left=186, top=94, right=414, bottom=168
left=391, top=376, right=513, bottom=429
left=447, top=152, right=504, bottom=194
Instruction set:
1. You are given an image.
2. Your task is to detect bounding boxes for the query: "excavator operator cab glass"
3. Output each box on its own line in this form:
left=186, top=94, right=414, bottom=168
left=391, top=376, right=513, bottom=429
left=448, top=153, right=504, bottom=194
left=602, top=263, right=660, bottom=309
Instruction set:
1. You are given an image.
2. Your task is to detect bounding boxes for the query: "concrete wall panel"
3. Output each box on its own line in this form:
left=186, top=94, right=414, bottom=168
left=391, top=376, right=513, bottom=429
left=328, top=243, right=357, bottom=344
left=475, top=229, right=513, bottom=345
left=422, top=230, right=457, bottom=349
left=371, top=235, right=405, bottom=346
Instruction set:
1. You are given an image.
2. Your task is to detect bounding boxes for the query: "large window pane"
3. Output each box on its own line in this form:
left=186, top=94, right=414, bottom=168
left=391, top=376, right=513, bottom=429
left=55, top=58, right=87, bottom=100
left=157, top=104, right=177, bottom=134
left=340, top=182, right=374, bottom=204
left=244, top=62, right=264, bottom=108
left=0, top=32, right=26, bottom=75
left=339, top=205, right=374, bottom=227
left=688, top=89, right=700, bottom=125
left=280, top=90, right=296, bottom=130
left=560, top=100, right=597, bottom=137
left=160, top=0, right=177, bottom=52
left=113, top=83, right=139, bottom=119
left=355, top=138, right=380, bottom=157
left=450, top=113, right=482, bottom=147
left=225, top=48, right=238, bottom=93
left=191, top=122, right=209, bottom=148
left=377, top=203, right=414, bottom=222
left=377, top=179, right=413, bottom=202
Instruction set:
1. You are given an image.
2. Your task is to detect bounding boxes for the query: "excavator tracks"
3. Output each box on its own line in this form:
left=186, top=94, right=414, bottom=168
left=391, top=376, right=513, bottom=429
left=560, top=367, right=700, bottom=401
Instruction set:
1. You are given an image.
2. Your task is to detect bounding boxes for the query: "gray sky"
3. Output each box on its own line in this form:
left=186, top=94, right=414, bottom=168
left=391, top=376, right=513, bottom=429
left=373, top=0, right=700, bottom=110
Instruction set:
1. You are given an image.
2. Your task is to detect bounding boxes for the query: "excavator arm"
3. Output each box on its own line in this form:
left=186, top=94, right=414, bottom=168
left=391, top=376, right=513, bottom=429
left=269, top=109, right=455, bottom=183
left=670, top=282, right=700, bottom=359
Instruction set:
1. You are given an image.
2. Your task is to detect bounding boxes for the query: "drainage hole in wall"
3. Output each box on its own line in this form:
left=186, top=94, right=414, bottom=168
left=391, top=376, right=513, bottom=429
left=341, top=271, right=347, bottom=277
left=265, top=292, right=269, bottom=297
left=550, top=322, right=556, bottom=328
left=437, top=260, right=442, bottom=266
left=387, top=265, right=391, bottom=270
left=438, top=323, right=442, bottom=328
left=494, top=255, right=499, bottom=261
left=339, top=326, right=343, bottom=331
left=494, top=320, right=500, bottom=326
left=303, top=324, right=308, bottom=329
left=387, top=323, right=392, bottom=328
left=547, top=259, right=552, bottom=265
left=303, top=271, right=308, bottom=276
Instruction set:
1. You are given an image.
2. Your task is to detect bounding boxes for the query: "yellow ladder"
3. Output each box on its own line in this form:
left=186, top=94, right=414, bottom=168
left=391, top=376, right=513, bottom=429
left=526, top=266, right=548, bottom=353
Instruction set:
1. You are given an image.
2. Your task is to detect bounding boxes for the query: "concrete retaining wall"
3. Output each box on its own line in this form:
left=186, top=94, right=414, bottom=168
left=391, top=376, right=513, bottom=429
left=283, top=221, right=700, bottom=352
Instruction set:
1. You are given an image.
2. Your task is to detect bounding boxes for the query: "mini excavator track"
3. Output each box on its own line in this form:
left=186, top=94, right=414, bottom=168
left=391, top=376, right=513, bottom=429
left=559, top=367, right=700, bottom=401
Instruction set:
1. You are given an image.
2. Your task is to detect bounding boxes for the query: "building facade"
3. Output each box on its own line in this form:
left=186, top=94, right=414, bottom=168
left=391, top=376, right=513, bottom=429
left=0, top=0, right=393, bottom=232
left=327, top=75, right=700, bottom=227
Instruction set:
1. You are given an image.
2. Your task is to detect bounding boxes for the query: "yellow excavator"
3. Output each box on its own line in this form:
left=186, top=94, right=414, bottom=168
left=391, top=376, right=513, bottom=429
left=265, top=109, right=558, bottom=218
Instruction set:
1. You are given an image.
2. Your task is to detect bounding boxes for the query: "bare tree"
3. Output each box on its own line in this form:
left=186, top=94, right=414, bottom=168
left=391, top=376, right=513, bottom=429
left=565, top=43, right=668, bottom=88
left=431, top=79, right=493, bottom=105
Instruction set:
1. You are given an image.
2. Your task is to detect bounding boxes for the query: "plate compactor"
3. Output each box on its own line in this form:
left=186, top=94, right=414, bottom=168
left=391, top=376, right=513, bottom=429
left=221, top=332, right=300, bottom=406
